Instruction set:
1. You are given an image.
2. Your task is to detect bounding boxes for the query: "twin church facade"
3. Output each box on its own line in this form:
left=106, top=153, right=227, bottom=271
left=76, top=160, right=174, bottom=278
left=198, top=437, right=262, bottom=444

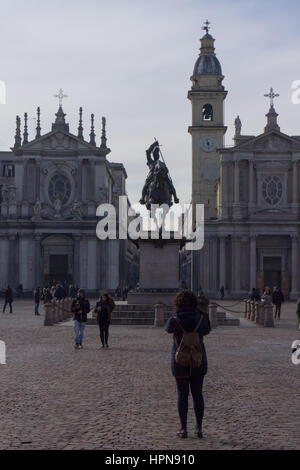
left=186, top=27, right=300, bottom=299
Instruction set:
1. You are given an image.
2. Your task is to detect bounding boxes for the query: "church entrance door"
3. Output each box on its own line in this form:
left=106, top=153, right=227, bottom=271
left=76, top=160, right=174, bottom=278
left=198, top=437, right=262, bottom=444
left=263, top=256, right=281, bottom=290
left=49, top=254, right=70, bottom=286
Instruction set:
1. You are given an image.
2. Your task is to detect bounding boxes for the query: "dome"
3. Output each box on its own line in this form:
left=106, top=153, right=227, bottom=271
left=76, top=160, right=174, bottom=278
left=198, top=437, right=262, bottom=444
left=193, top=54, right=222, bottom=75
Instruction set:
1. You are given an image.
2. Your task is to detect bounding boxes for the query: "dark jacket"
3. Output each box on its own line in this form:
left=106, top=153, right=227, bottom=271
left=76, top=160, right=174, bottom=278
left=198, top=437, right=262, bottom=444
left=55, top=286, right=66, bottom=300
left=34, top=289, right=40, bottom=303
left=95, top=298, right=115, bottom=323
left=72, top=297, right=90, bottom=322
left=4, top=287, right=13, bottom=302
left=272, top=290, right=284, bottom=305
left=165, top=309, right=211, bottom=378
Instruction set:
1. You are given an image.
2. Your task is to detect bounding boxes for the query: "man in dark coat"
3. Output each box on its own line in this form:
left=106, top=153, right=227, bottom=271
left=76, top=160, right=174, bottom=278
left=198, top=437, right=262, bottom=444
left=71, top=289, right=90, bottom=349
left=165, top=290, right=211, bottom=439
left=34, top=287, right=41, bottom=315
left=3, top=285, right=13, bottom=313
left=272, top=287, right=284, bottom=319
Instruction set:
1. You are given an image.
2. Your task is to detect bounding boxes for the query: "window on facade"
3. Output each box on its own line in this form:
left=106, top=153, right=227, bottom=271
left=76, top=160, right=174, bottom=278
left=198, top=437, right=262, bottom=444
left=48, top=174, right=71, bottom=205
left=202, top=103, right=213, bottom=121
left=262, top=175, right=283, bottom=206
left=2, top=164, right=15, bottom=177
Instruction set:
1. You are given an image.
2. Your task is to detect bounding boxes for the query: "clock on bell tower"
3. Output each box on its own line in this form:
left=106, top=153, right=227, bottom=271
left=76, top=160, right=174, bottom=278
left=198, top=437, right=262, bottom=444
left=188, top=21, right=227, bottom=220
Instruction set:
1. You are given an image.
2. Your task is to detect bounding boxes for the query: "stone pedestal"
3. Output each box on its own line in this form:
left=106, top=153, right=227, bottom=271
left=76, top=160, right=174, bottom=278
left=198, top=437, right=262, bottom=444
left=127, top=237, right=182, bottom=306
left=44, top=303, right=53, bottom=326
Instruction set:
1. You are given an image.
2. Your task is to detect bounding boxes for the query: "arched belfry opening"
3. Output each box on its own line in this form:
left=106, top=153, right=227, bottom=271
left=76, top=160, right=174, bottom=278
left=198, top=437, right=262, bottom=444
left=202, top=103, right=213, bottom=121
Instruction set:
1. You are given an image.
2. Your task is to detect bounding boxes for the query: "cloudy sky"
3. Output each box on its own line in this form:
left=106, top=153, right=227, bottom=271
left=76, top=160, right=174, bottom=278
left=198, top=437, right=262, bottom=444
left=0, top=0, right=300, bottom=204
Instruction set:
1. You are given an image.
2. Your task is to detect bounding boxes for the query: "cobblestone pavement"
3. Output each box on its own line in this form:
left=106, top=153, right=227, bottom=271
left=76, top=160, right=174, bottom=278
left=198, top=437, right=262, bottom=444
left=0, top=299, right=299, bottom=450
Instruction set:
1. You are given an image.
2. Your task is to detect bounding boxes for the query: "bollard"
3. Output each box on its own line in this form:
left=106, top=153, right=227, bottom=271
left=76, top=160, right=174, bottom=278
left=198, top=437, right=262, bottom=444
left=57, top=300, right=63, bottom=322
left=255, top=302, right=262, bottom=324
left=44, top=303, right=54, bottom=326
left=154, top=303, right=166, bottom=327
left=250, top=302, right=256, bottom=321
left=264, top=304, right=274, bottom=327
left=52, top=301, right=58, bottom=323
left=208, top=303, right=218, bottom=328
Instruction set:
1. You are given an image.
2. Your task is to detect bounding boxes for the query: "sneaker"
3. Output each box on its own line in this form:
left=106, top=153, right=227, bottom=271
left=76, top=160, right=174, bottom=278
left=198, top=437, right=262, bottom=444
left=105, top=344, right=109, bottom=348
left=177, top=429, right=188, bottom=438
left=74, top=344, right=79, bottom=349
left=78, top=344, right=83, bottom=349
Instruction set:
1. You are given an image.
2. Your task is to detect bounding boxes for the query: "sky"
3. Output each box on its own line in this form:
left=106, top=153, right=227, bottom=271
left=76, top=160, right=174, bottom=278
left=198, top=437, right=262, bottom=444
left=0, top=0, right=300, bottom=204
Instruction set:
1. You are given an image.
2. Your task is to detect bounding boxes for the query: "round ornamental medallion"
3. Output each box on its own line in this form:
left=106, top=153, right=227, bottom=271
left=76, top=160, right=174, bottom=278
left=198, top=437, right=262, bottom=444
left=48, top=174, right=71, bottom=205
left=262, top=175, right=283, bottom=206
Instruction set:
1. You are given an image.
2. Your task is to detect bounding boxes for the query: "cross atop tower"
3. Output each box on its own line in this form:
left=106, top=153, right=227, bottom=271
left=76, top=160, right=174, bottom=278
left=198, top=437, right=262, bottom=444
left=53, top=88, right=68, bottom=107
left=202, top=20, right=211, bottom=35
left=264, top=87, right=279, bottom=108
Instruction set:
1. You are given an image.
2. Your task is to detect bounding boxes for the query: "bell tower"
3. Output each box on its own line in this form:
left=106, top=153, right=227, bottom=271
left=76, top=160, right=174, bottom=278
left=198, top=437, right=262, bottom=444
left=188, top=21, right=227, bottom=220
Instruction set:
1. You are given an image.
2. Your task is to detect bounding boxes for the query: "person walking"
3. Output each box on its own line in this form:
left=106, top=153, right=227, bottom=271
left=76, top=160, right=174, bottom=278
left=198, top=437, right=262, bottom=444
left=165, top=290, right=211, bottom=439
left=261, top=287, right=272, bottom=305
left=94, top=293, right=115, bottom=348
left=17, top=283, right=24, bottom=298
left=219, top=286, right=225, bottom=300
left=3, top=285, right=13, bottom=314
left=34, top=287, right=41, bottom=315
left=272, top=286, right=285, bottom=320
left=71, top=289, right=90, bottom=349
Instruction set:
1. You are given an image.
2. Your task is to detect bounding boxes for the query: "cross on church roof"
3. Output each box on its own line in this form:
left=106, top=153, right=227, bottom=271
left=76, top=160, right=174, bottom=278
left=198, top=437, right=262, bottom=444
left=264, top=87, right=280, bottom=107
left=202, top=20, right=211, bottom=35
left=53, top=88, right=68, bottom=107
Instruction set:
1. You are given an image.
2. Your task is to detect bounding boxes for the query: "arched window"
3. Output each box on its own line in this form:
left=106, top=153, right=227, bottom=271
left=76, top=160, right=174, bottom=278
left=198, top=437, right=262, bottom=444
left=202, top=103, right=213, bottom=121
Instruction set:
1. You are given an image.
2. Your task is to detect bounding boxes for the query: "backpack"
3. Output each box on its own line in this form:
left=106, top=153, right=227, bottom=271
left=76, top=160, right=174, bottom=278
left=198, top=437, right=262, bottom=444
left=174, top=316, right=203, bottom=368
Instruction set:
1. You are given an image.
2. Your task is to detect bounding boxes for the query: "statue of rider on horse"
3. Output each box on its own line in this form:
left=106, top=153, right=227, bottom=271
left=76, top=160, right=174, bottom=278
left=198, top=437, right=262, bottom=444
left=139, top=140, right=179, bottom=210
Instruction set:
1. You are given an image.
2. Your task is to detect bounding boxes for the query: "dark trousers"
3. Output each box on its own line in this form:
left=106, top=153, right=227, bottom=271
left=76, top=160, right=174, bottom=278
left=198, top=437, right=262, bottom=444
left=175, top=374, right=205, bottom=432
left=3, top=301, right=13, bottom=313
left=274, top=304, right=281, bottom=318
left=98, top=321, right=110, bottom=346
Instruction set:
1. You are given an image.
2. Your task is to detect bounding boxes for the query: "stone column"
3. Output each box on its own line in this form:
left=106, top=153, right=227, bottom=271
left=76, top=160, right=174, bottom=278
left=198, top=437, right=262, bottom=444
left=232, top=236, right=241, bottom=295
left=34, top=232, right=42, bottom=287
left=250, top=235, right=257, bottom=290
left=220, top=162, right=228, bottom=219
left=0, top=235, right=9, bottom=289
left=219, top=235, right=226, bottom=293
left=36, top=159, right=41, bottom=200
left=73, top=235, right=81, bottom=288
left=234, top=160, right=239, bottom=204
left=87, top=235, right=97, bottom=294
left=249, top=159, right=255, bottom=206
left=293, top=161, right=298, bottom=204
left=291, top=234, right=298, bottom=299
left=8, top=235, right=17, bottom=288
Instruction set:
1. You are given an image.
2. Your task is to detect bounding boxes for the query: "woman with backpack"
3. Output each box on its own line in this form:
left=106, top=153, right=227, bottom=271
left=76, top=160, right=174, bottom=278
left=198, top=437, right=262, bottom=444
left=165, top=289, right=211, bottom=439
left=94, top=293, right=115, bottom=348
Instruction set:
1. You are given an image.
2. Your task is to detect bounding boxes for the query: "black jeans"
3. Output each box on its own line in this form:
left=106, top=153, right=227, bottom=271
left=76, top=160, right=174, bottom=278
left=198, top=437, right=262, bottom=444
left=274, top=304, right=281, bottom=318
left=3, top=301, right=13, bottom=313
left=98, top=321, right=110, bottom=346
left=175, top=374, right=205, bottom=432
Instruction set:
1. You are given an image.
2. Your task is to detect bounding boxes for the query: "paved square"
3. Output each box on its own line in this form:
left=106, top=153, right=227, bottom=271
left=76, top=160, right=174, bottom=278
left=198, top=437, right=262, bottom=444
left=0, top=299, right=299, bottom=450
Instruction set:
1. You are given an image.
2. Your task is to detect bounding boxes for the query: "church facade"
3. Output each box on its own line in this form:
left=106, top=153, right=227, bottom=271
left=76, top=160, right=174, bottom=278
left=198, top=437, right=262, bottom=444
left=185, top=27, right=300, bottom=299
left=0, top=104, right=138, bottom=296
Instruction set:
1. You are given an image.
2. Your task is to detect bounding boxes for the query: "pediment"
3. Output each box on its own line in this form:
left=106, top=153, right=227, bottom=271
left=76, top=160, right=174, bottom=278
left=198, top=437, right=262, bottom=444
left=236, top=131, right=300, bottom=152
left=20, top=129, right=98, bottom=153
